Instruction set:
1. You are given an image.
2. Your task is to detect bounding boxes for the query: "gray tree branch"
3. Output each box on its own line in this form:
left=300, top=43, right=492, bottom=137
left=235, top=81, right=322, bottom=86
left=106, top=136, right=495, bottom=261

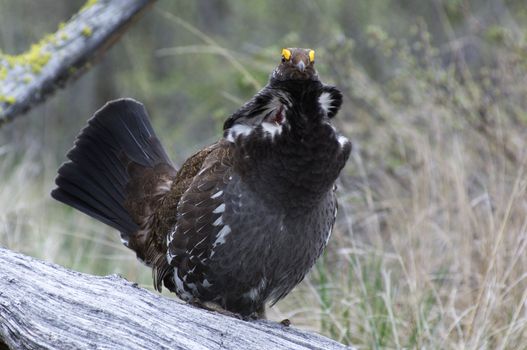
left=0, top=247, right=352, bottom=350
left=0, top=0, right=156, bottom=127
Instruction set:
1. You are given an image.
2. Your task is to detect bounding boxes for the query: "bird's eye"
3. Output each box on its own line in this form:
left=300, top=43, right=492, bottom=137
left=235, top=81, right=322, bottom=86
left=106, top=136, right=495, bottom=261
left=309, top=50, right=315, bottom=63
left=281, top=48, right=291, bottom=62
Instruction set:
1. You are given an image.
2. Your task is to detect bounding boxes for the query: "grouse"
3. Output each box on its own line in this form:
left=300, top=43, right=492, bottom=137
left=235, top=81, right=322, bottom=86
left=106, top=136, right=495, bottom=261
left=52, top=48, right=351, bottom=319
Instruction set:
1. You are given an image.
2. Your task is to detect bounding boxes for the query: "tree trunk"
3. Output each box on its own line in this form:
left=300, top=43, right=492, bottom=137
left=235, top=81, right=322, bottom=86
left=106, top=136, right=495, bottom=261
left=0, top=248, right=353, bottom=350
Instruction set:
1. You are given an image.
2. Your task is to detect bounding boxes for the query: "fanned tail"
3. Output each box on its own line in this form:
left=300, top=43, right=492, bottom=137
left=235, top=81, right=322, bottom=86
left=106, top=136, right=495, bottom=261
left=51, top=98, right=176, bottom=273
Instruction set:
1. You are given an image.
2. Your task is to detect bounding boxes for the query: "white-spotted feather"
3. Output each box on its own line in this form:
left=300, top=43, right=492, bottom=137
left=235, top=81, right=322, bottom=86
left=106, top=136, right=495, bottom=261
left=210, top=190, right=223, bottom=199
left=213, top=225, right=231, bottom=247
left=319, top=92, right=333, bottom=115
left=338, top=135, right=350, bottom=148
left=226, top=124, right=253, bottom=142
left=213, top=203, right=225, bottom=214
left=225, top=93, right=290, bottom=143
left=212, top=216, right=223, bottom=227
left=261, top=122, right=283, bottom=138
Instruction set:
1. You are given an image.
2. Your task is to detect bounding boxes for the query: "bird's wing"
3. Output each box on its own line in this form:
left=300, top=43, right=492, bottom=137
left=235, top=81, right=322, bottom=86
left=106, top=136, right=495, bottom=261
left=159, top=141, right=234, bottom=298
left=133, top=142, right=219, bottom=291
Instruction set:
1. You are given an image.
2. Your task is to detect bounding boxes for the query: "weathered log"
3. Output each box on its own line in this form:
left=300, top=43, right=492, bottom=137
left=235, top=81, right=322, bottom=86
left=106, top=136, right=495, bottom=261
left=0, top=247, right=352, bottom=350
left=0, top=0, right=156, bottom=127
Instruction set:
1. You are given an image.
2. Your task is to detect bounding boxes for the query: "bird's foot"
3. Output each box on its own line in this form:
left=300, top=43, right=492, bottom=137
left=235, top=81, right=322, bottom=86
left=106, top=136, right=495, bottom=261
left=280, top=318, right=291, bottom=327
left=189, top=299, right=243, bottom=320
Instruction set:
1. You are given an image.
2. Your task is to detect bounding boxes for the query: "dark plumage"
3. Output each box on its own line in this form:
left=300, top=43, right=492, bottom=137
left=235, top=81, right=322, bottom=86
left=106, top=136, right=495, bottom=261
left=52, top=48, right=351, bottom=318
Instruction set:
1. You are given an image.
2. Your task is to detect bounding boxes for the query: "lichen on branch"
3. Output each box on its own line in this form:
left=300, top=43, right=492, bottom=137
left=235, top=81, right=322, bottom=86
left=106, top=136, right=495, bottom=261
left=0, top=0, right=156, bottom=126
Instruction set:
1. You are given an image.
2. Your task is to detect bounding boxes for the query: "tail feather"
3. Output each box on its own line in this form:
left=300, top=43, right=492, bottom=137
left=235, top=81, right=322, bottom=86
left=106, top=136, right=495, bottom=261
left=67, top=137, right=128, bottom=199
left=88, top=100, right=171, bottom=167
left=51, top=98, right=175, bottom=238
left=56, top=164, right=132, bottom=230
left=53, top=174, right=137, bottom=233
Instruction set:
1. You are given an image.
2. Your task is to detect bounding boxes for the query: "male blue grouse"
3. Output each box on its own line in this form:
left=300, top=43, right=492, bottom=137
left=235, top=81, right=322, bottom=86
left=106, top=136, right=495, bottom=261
left=52, top=48, right=351, bottom=319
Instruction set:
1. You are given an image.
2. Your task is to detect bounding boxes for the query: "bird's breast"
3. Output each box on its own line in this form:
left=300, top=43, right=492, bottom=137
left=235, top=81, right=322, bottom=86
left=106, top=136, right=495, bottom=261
left=228, top=120, right=350, bottom=210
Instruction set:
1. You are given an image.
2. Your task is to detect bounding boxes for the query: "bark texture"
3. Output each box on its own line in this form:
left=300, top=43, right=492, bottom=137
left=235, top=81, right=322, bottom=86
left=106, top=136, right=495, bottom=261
left=0, top=248, right=353, bottom=350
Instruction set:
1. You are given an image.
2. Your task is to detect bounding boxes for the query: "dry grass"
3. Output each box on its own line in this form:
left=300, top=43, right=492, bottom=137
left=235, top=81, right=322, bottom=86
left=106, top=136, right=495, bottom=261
left=2, top=17, right=527, bottom=350
left=273, top=24, right=527, bottom=349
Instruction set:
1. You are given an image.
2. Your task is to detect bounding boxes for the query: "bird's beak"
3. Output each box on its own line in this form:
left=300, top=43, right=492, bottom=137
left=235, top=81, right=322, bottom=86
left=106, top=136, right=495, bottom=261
left=296, top=60, right=306, bottom=72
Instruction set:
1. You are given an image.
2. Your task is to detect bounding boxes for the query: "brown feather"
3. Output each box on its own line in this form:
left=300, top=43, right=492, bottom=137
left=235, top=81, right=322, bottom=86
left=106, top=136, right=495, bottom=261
left=128, top=143, right=220, bottom=291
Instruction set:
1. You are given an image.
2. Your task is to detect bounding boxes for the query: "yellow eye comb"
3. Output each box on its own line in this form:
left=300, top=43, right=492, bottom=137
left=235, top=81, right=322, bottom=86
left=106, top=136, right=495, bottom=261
left=281, top=48, right=292, bottom=61
left=309, top=50, right=315, bottom=63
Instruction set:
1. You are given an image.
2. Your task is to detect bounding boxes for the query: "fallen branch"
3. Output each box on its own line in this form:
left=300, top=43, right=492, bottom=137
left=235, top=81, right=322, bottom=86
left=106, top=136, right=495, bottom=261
left=0, top=247, right=352, bottom=350
left=0, top=0, right=156, bottom=127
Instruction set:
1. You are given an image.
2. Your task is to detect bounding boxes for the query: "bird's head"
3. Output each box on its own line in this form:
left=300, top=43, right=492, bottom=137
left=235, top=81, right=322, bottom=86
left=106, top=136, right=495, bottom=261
left=223, top=47, right=342, bottom=138
left=271, top=48, right=318, bottom=81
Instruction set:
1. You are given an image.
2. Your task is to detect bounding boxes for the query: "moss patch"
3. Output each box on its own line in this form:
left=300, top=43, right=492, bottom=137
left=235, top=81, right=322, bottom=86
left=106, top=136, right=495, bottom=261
left=0, top=66, right=7, bottom=80
left=0, top=44, right=51, bottom=74
left=81, top=26, right=93, bottom=37
left=80, top=0, right=98, bottom=12
left=0, top=32, right=56, bottom=75
left=0, top=95, right=16, bottom=105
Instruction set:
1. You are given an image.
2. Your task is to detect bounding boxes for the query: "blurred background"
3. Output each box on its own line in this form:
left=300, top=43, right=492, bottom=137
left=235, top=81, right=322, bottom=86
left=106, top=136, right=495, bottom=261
left=1, top=0, right=527, bottom=348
